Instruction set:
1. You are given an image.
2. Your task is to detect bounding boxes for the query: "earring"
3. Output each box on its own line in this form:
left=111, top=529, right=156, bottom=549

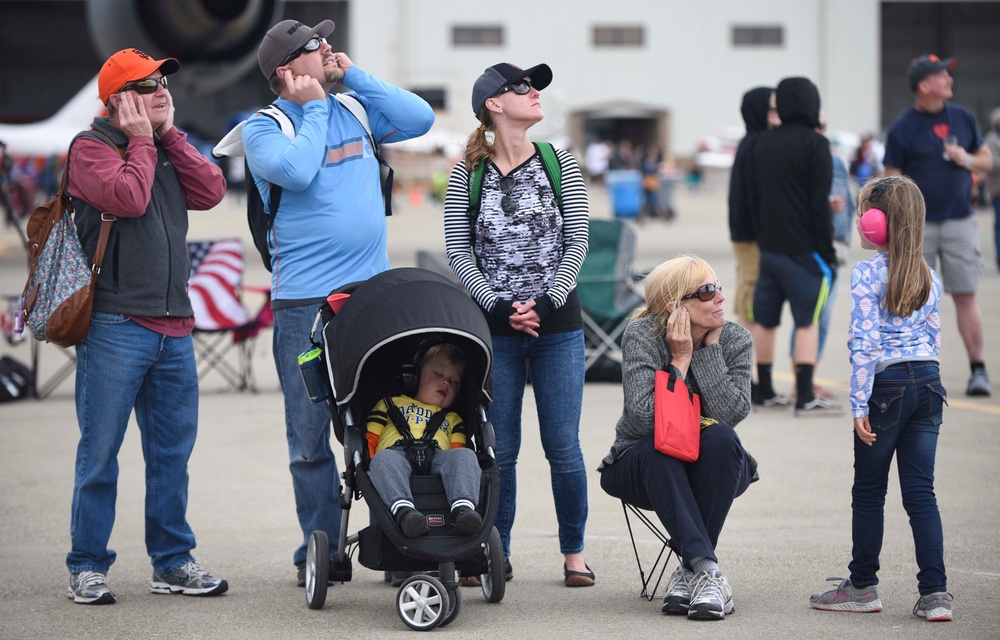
left=484, top=130, right=495, bottom=145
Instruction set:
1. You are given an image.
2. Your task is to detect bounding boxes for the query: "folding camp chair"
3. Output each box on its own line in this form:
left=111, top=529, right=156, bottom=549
left=188, top=239, right=273, bottom=393
left=622, top=501, right=675, bottom=601
left=576, top=219, right=645, bottom=373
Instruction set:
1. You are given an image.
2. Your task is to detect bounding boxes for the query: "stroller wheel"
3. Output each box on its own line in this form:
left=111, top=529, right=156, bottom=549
left=305, top=530, right=329, bottom=610
left=396, top=574, right=450, bottom=631
left=438, top=586, right=462, bottom=628
left=481, top=526, right=506, bottom=603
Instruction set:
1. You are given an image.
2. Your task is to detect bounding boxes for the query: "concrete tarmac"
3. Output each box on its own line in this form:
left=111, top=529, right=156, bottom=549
left=1, top=180, right=998, bottom=639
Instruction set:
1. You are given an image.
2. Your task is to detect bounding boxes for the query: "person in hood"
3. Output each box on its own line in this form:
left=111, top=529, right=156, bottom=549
left=727, top=87, right=778, bottom=401
left=748, top=76, right=841, bottom=417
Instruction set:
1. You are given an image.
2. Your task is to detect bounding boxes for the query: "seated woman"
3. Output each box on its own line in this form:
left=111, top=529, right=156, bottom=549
left=598, top=255, right=758, bottom=621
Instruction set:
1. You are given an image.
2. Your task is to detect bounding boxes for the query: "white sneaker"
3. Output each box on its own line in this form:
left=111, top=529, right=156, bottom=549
left=68, top=571, right=116, bottom=605
left=661, top=564, right=694, bottom=615
left=687, top=569, right=734, bottom=620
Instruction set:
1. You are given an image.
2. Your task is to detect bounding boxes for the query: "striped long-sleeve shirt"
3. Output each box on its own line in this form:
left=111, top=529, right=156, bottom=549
left=443, top=144, right=589, bottom=335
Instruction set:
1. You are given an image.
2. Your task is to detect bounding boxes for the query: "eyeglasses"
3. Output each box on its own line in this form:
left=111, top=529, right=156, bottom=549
left=120, top=76, right=168, bottom=94
left=279, top=36, right=327, bottom=69
left=492, top=80, right=532, bottom=99
left=499, top=176, right=518, bottom=213
left=681, top=281, right=722, bottom=302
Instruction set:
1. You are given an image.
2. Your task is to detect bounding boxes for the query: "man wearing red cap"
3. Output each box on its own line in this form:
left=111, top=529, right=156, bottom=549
left=64, top=48, right=228, bottom=604
left=884, top=55, right=993, bottom=397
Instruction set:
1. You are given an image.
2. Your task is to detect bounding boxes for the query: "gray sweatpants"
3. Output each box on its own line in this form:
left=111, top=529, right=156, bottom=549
left=369, top=447, right=481, bottom=514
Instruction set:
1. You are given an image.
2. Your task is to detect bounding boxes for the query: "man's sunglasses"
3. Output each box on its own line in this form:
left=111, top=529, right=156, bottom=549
left=279, top=36, right=327, bottom=69
left=492, top=80, right=532, bottom=99
left=681, top=282, right=722, bottom=302
left=499, top=176, right=518, bottom=214
left=120, top=76, right=168, bottom=94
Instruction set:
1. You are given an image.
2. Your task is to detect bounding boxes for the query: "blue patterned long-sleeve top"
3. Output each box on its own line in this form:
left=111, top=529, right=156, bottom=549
left=849, top=252, right=942, bottom=418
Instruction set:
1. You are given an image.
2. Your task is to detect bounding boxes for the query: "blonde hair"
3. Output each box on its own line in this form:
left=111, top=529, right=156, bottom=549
left=857, top=175, right=932, bottom=317
left=420, top=342, right=466, bottom=370
left=463, top=108, right=497, bottom=172
left=632, top=255, right=714, bottom=335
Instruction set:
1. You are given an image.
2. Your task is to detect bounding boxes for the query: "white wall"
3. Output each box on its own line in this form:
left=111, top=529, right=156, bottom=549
left=349, top=0, right=883, bottom=157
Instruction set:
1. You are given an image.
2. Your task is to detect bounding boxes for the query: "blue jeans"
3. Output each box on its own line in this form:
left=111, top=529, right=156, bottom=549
left=849, top=361, right=948, bottom=595
left=273, top=304, right=342, bottom=566
left=67, top=313, right=199, bottom=575
left=488, top=330, right=588, bottom=558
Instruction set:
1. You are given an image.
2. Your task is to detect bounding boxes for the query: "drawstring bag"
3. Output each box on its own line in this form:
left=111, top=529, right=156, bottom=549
left=653, top=368, right=701, bottom=462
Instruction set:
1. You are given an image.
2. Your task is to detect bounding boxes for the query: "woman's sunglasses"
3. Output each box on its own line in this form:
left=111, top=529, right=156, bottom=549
left=681, top=281, right=722, bottom=302
left=492, top=80, right=532, bottom=99
left=499, top=176, right=517, bottom=213
left=279, top=36, right=327, bottom=68
left=120, top=76, right=168, bottom=94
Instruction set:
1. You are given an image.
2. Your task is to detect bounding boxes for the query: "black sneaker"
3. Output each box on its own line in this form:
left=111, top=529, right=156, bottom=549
left=396, top=507, right=430, bottom=538
left=504, top=558, right=513, bottom=581
left=297, top=559, right=339, bottom=587
left=452, top=506, right=483, bottom=535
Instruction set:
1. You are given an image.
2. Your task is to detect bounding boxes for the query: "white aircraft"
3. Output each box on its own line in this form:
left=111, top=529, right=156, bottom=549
left=0, top=76, right=104, bottom=159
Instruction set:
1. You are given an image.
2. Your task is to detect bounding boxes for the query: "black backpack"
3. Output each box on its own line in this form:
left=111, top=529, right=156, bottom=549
left=213, top=94, right=393, bottom=272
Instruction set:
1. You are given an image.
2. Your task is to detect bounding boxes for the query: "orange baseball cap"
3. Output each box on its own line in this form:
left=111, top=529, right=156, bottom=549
left=98, top=48, right=180, bottom=104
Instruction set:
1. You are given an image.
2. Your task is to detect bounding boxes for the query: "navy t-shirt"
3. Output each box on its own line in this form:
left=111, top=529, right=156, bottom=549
left=884, top=103, right=982, bottom=222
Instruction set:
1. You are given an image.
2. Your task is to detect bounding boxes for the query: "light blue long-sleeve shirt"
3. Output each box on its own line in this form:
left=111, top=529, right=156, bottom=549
left=242, top=65, right=434, bottom=301
left=849, top=252, right=942, bottom=417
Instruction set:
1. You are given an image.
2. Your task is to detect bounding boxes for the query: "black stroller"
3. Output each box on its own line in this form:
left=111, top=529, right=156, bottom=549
left=302, top=268, right=506, bottom=631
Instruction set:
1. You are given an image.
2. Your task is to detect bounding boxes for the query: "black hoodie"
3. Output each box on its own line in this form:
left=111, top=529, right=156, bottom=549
left=728, top=87, right=773, bottom=242
left=750, top=77, right=834, bottom=265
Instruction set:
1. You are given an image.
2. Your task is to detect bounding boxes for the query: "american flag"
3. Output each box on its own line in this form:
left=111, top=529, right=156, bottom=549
left=187, top=239, right=250, bottom=330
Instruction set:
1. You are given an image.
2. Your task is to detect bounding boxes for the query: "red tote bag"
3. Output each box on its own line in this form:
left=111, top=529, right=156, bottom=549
left=654, top=369, right=701, bottom=462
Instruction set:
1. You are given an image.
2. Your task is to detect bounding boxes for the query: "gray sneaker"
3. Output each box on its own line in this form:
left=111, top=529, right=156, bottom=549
left=662, top=564, right=694, bottom=615
left=913, top=591, right=953, bottom=621
left=795, top=396, right=844, bottom=417
left=753, top=392, right=790, bottom=409
left=67, top=571, right=116, bottom=605
left=809, top=577, right=882, bottom=612
left=967, top=368, right=991, bottom=397
left=150, top=561, right=228, bottom=596
left=687, top=569, right=734, bottom=620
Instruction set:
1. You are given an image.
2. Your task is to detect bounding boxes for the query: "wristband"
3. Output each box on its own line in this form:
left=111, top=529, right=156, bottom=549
left=966, top=156, right=973, bottom=170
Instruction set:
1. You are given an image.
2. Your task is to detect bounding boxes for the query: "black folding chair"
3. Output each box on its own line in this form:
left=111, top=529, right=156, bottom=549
left=621, top=501, right=675, bottom=601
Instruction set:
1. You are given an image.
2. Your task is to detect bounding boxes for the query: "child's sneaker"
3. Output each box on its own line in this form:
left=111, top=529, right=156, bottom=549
left=809, top=577, right=882, bottom=612
left=395, top=506, right=430, bottom=538
left=149, top=561, right=228, bottom=596
left=452, top=506, right=482, bottom=535
left=687, top=569, right=734, bottom=620
left=913, top=591, right=953, bottom=621
left=67, top=571, right=116, bottom=604
left=661, top=564, right=694, bottom=615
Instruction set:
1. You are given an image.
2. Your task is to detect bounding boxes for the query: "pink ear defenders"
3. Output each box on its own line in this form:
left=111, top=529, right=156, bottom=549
left=858, top=208, right=888, bottom=246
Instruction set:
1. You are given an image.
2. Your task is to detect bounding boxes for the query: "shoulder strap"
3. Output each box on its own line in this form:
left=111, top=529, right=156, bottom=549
left=335, top=93, right=376, bottom=153
left=535, top=141, right=562, bottom=202
left=252, top=105, right=296, bottom=229
left=75, top=129, right=125, bottom=272
left=383, top=396, right=447, bottom=443
left=212, top=103, right=294, bottom=159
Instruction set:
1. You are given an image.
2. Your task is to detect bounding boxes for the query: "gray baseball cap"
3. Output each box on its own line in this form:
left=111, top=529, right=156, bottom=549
left=258, top=19, right=335, bottom=80
left=471, top=62, right=553, bottom=120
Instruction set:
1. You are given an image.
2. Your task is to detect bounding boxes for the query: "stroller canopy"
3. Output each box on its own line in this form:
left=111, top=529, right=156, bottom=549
left=324, top=268, right=493, bottom=407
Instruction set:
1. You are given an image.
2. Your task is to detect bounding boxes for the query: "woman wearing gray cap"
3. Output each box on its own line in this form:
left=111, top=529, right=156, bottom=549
left=443, top=63, right=593, bottom=587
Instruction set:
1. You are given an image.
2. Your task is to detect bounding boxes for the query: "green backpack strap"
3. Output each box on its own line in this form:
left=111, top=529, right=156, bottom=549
left=535, top=141, right=562, bottom=205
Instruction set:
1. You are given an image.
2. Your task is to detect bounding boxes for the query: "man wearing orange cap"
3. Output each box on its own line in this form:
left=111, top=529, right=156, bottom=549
left=64, top=48, right=228, bottom=604
left=884, top=54, right=994, bottom=397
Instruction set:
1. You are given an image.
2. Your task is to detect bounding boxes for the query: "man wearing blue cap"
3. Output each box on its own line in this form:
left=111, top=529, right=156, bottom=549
left=884, top=54, right=993, bottom=397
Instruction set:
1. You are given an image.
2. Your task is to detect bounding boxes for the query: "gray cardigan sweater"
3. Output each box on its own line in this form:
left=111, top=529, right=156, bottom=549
left=600, top=316, right=757, bottom=477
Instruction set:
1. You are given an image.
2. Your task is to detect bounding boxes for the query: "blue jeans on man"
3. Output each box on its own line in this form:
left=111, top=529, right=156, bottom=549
left=849, top=361, right=947, bottom=595
left=273, top=304, right=342, bottom=567
left=67, top=312, right=199, bottom=575
left=488, top=329, right=588, bottom=558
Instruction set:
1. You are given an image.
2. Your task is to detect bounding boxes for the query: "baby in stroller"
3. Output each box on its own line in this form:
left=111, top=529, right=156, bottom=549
left=366, top=342, right=483, bottom=538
